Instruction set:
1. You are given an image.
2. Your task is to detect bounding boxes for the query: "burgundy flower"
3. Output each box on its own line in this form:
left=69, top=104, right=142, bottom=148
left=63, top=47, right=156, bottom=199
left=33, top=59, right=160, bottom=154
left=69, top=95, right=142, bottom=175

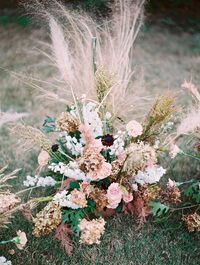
left=101, top=134, right=114, bottom=147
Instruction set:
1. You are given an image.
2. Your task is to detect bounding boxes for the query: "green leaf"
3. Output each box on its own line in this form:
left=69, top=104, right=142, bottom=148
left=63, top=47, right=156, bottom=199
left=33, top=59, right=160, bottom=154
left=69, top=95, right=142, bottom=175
left=69, top=182, right=80, bottom=190
left=149, top=201, right=170, bottom=217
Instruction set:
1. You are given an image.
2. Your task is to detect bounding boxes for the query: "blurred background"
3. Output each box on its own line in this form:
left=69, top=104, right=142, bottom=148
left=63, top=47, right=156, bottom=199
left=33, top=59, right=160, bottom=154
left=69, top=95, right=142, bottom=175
left=0, top=2, right=200, bottom=265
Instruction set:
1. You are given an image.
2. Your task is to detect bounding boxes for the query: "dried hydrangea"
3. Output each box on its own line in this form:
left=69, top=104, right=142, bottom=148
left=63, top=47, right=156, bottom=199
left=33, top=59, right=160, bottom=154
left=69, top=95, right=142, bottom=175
left=0, top=192, right=21, bottom=214
left=79, top=217, right=106, bottom=245
left=56, top=112, right=79, bottom=133
left=139, top=185, right=161, bottom=203
left=89, top=187, right=108, bottom=210
left=182, top=213, right=200, bottom=232
left=33, top=202, right=61, bottom=237
left=159, top=180, right=181, bottom=204
left=123, top=142, right=157, bottom=174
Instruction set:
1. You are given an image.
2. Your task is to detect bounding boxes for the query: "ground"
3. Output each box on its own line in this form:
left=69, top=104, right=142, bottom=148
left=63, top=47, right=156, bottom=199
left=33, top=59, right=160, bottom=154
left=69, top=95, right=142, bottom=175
left=0, top=22, right=199, bottom=265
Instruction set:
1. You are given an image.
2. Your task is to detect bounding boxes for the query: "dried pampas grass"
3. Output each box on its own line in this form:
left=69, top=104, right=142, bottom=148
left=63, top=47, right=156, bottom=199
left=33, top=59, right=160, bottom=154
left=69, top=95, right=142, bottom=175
left=0, top=112, right=28, bottom=127
left=22, top=0, right=147, bottom=122
left=177, top=108, right=200, bottom=137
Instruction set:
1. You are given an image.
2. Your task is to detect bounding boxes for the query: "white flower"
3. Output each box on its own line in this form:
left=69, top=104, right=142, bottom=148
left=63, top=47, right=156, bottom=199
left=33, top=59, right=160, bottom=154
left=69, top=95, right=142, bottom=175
left=36, top=176, right=56, bottom=187
left=23, top=175, right=38, bottom=187
left=82, top=102, right=103, bottom=137
left=49, top=161, right=87, bottom=182
left=135, top=166, right=166, bottom=185
left=0, top=257, right=12, bottom=265
left=53, top=191, right=81, bottom=209
left=23, top=175, right=56, bottom=187
left=53, top=190, right=69, bottom=207
left=126, top=120, right=143, bottom=137
left=60, top=132, right=84, bottom=156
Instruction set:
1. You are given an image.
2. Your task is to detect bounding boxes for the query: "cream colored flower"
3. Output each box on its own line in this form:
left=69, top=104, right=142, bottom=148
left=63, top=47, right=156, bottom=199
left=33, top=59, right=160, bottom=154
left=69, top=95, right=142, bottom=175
left=126, top=120, right=143, bottom=137
left=15, top=230, right=27, bottom=250
left=38, top=150, right=50, bottom=167
left=79, top=218, right=106, bottom=245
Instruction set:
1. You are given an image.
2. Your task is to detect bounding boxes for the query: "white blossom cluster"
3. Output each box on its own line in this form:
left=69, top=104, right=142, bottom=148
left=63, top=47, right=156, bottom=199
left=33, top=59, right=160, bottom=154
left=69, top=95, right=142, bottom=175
left=23, top=175, right=56, bottom=187
left=82, top=102, right=103, bottom=137
left=60, top=132, right=84, bottom=156
left=109, top=131, right=126, bottom=156
left=134, top=166, right=166, bottom=185
left=49, top=161, right=87, bottom=181
left=0, top=257, right=12, bottom=265
left=53, top=190, right=80, bottom=209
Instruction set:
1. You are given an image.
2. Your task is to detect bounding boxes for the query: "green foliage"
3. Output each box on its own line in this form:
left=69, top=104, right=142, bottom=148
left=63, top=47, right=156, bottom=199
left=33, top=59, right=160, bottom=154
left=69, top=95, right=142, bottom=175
left=42, top=116, right=56, bottom=133
left=69, top=181, right=80, bottom=190
left=183, top=181, right=200, bottom=203
left=149, top=201, right=170, bottom=217
left=62, top=209, right=85, bottom=235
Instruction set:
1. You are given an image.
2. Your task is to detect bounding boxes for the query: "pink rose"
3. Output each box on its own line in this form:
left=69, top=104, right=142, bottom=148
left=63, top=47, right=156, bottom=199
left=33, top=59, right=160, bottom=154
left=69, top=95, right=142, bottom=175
left=122, top=192, right=133, bottom=203
left=126, top=120, right=143, bottom=137
left=107, top=183, right=122, bottom=209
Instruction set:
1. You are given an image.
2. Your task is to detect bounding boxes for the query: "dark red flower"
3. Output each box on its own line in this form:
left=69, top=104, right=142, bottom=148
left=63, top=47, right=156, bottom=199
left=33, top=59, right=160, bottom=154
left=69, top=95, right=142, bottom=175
left=101, top=134, right=114, bottom=147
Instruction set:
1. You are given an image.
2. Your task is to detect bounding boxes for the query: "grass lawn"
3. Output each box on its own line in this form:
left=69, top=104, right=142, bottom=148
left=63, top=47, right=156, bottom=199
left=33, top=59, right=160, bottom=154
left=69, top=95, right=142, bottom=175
left=0, top=22, right=200, bottom=264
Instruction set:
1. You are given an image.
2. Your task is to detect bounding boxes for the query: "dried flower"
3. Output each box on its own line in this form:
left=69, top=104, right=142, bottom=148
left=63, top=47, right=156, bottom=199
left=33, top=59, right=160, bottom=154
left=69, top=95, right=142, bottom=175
left=56, top=112, right=79, bottom=133
left=89, top=187, right=108, bottom=210
left=124, top=142, right=157, bottom=174
left=79, top=217, right=106, bottom=245
left=159, top=184, right=181, bottom=204
left=78, top=149, right=111, bottom=181
left=139, top=185, right=161, bottom=203
left=15, top=230, right=27, bottom=250
left=0, top=192, right=21, bottom=214
left=183, top=213, right=200, bottom=232
left=70, top=189, right=87, bottom=208
left=126, top=120, right=143, bottom=137
left=33, top=202, right=61, bottom=237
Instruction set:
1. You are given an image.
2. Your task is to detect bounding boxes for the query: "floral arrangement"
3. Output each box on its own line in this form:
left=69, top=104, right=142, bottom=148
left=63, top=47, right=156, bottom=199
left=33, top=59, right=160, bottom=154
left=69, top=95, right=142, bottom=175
left=1, top=0, right=199, bottom=259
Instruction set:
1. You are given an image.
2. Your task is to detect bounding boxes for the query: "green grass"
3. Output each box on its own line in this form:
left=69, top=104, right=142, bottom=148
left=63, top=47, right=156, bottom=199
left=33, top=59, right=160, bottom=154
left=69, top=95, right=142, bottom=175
left=0, top=24, right=200, bottom=264
left=1, top=214, right=199, bottom=265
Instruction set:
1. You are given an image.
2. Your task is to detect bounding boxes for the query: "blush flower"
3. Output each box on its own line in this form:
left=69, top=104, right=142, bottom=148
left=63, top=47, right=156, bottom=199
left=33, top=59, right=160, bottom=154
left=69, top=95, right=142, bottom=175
left=38, top=150, right=50, bottom=167
left=107, top=183, right=122, bottom=209
left=122, top=192, right=133, bottom=203
left=15, top=230, right=28, bottom=250
left=126, top=120, right=143, bottom=137
left=70, top=189, right=87, bottom=208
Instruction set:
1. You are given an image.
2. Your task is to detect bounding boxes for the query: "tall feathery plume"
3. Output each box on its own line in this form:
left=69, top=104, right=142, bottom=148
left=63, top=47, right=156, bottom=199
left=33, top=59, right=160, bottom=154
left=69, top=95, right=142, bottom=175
left=0, top=112, right=28, bottom=127
left=23, top=0, right=147, bottom=123
left=12, top=124, right=52, bottom=153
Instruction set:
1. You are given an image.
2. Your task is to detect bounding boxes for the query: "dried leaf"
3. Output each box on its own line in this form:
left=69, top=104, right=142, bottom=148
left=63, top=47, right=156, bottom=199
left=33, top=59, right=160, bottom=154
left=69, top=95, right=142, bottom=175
left=54, top=223, right=74, bottom=256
